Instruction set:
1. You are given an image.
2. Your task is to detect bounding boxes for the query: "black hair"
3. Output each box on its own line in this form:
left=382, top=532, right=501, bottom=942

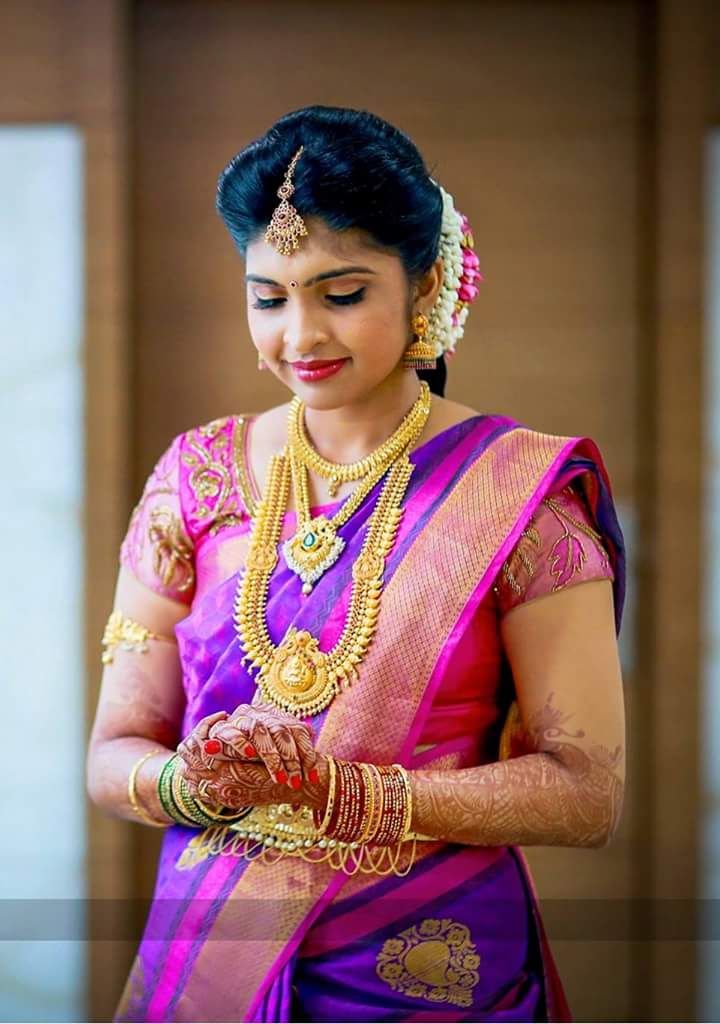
left=216, top=105, right=447, bottom=397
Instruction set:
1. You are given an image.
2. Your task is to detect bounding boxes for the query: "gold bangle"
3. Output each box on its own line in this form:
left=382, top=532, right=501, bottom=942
left=128, top=749, right=170, bottom=828
left=394, top=763, right=414, bottom=840
left=314, top=755, right=337, bottom=837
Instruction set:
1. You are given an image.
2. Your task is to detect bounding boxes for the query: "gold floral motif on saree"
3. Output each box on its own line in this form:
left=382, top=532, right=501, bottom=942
left=148, top=505, right=195, bottom=593
left=376, top=918, right=481, bottom=1007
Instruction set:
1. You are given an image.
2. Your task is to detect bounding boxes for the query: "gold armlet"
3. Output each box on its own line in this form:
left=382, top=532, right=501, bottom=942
left=101, top=609, right=176, bottom=665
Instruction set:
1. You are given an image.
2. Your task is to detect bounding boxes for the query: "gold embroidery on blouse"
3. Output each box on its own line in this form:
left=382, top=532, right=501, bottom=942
left=181, top=416, right=255, bottom=538
left=182, top=417, right=234, bottom=519
left=493, top=485, right=610, bottom=602
left=232, top=416, right=260, bottom=519
left=376, top=918, right=481, bottom=1008
left=148, top=505, right=195, bottom=593
left=494, top=519, right=541, bottom=596
left=542, top=494, right=610, bottom=591
left=122, top=442, right=195, bottom=595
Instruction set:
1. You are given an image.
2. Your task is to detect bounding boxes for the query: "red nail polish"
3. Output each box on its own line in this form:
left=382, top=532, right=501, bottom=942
left=244, top=744, right=257, bottom=758
left=308, top=768, right=320, bottom=784
left=275, top=770, right=288, bottom=785
left=290, top=774, right=302, bottom=790
left=204, top=739, right=221, bottom=755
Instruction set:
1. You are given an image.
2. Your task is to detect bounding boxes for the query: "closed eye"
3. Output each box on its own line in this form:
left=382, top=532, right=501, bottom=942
left=251, top=287, right=366, bottom=310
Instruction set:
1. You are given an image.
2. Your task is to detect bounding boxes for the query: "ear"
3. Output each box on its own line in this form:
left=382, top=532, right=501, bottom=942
left=412, top=256, right=444, bottom=314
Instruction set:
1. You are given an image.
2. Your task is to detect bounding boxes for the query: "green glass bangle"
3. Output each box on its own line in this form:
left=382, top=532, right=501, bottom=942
left=174, top=773, right=225, bottom=829
left=157, top=754, right=197, bottom=827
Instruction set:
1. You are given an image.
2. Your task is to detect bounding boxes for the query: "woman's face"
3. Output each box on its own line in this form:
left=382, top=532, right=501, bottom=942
left=245, top=217, right=438, bottom=410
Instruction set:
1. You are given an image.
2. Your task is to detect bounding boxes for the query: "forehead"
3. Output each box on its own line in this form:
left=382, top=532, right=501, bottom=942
left=245, top=217, right=397, bottom=276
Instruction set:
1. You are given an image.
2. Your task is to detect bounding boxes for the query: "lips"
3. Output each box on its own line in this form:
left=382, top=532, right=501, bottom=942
left=290, top=358, right=349, bottom=383
left=290, top=359, right=348, bottom=369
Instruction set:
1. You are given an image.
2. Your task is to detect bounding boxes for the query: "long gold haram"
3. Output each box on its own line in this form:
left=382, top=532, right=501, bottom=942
left=289, top=381, right=431, bottom=496
left=234, top=447, right=417, bottom=717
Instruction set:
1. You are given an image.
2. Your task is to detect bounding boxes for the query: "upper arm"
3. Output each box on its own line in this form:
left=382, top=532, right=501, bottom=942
left=89, top=434, right=194, bottom=751
left=497, top=482, right=626, bottom=786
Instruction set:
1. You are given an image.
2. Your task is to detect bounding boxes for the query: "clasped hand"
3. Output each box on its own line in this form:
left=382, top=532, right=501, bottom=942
left=176, top=702, right=326, bottom=811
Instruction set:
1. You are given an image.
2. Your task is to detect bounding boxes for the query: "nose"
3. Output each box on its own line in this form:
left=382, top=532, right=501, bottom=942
left=282, top=302, right=329, bottom=357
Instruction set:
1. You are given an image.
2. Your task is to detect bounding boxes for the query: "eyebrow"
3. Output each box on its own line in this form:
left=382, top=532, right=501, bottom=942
left=245, top=266, right=378, bottom=287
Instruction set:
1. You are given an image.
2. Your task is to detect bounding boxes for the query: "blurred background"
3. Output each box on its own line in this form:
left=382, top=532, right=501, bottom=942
left=1, top=0, right=717, bottom=1019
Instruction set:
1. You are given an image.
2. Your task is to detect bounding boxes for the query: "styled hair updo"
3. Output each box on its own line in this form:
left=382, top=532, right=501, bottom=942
left=215, top=105, right=447, bottom=397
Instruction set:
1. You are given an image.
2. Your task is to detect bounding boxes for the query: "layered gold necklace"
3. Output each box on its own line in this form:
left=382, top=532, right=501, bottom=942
left=283, top=382, right=431, bottom=595
left=234, top=382, right=432, bottom=717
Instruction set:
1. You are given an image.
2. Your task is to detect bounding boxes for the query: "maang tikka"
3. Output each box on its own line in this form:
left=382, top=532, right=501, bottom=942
left=265, top=146, right=308, bottom=256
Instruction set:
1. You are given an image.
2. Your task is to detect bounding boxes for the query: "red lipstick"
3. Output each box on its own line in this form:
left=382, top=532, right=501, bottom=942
left=291, top=358, right=349, bottom=382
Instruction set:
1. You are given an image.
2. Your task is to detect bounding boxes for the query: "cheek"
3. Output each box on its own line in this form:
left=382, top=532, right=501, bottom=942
left=247, top=311, right=280, bottom=353
left=350, top=295, right=406, bottom=341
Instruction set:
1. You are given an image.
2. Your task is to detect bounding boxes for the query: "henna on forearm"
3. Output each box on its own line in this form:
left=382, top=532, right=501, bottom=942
left=87, top=654, right=185, bottom=825
left=409, top=692, right=624, bottom=849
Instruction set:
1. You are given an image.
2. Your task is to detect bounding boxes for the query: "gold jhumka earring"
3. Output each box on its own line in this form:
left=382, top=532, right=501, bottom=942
left=402, top=313, right=437, bottom=371
left=264, top=146, right=308, bottom=256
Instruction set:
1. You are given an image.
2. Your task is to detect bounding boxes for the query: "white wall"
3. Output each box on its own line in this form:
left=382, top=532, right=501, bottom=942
left=0, top=125, right=86, bottom=1022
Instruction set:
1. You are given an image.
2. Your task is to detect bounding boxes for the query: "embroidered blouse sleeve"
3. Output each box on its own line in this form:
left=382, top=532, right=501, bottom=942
left=494, top=480, right=614, bottom=616
left=119, top=433, right=196, bottom=604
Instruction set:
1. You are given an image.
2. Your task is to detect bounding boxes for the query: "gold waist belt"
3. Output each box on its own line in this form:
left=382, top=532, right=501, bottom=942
left=176, top=801, right=435, bottom=876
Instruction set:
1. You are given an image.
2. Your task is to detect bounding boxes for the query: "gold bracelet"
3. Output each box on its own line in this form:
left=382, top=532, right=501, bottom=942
left=128, top=749, right=170, bottom=828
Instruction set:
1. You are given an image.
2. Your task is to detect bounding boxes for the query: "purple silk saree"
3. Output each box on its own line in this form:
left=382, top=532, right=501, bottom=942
left=116, top=411, right=626, bottom=1023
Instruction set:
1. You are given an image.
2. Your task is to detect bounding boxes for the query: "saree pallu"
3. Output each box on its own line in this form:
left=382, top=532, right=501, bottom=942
left=116, top=412, right=626, bottom=1023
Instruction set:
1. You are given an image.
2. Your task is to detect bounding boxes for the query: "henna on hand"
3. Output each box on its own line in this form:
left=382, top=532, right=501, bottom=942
left=175, top=710, right=229, bottom=775
left=175, top=702, right=327, bottom=810
left=179, top=753, right=330, bottom=811
left=208, top=702, right=319, bottom=790
left=410, top=692, right=624, bottom=849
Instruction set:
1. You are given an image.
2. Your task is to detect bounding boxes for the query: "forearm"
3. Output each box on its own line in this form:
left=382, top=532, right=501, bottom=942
left=409, top=747, right=624, bottom=849
left=87, top=737, right=175, bottom=825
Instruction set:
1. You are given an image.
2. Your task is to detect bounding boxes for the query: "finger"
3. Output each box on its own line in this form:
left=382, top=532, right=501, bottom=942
left=248, top=721, right=286, bottom=784
left=194, top=710, right=229, bottom=739
left=176, top=735, right=205, bottom=771
left=293, top=728, right=320, bottom=783
left=210, top=719, right=258, bottom=761
left=268, top=723, right=303, bottom=791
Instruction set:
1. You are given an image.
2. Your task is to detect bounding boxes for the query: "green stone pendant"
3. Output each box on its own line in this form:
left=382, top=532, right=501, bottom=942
left=282, top=515, right=346, bottom=594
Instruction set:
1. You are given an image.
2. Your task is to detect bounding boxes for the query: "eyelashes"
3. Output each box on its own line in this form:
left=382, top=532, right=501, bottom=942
left=251, top=287, right=366, bottom=311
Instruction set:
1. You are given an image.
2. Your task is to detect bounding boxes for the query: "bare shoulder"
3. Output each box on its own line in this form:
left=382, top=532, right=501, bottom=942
left=246, top=402, right=292, bottom=453
left=423, top=395, right=482, bottom=441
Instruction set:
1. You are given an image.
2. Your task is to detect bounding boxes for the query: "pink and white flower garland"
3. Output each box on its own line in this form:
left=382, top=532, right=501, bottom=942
left=428, top=184, right=483, bottom=359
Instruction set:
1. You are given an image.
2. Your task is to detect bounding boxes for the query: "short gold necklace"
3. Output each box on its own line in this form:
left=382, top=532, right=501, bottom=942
left=283, top=383, right=431, bottom=594
left=289, top=381, right=431, bottom=496
left=233, top=388, right=432, bottom=718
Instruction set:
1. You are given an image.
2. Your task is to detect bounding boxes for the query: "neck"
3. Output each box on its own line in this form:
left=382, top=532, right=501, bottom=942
left=300, top=368, right=425, bottom=464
